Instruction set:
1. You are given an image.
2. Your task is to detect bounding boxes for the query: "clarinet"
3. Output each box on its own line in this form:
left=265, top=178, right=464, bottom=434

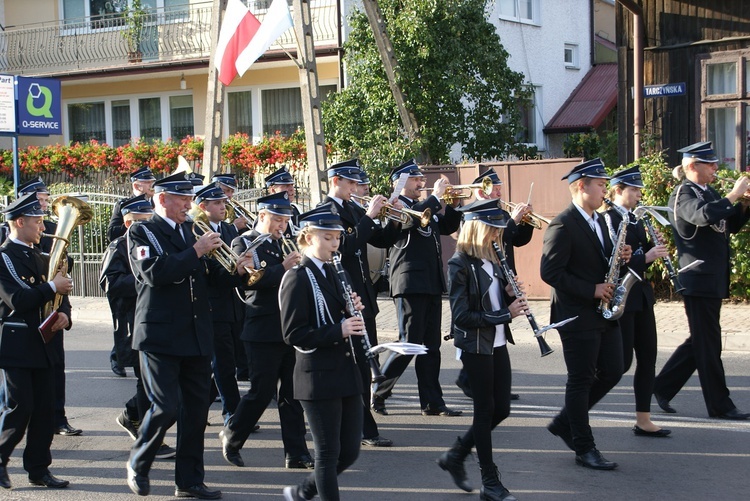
left=330, top=254, right=386, bottom=383
left=491, top=242, right=553, bottom=357
left=638, top=204, right=685, bottom=293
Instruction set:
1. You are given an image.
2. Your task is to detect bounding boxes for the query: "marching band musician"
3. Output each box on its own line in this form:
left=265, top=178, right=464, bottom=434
left=107, top=167, right=156, bottom=243
left=125, top=172, right=254, bottom=499
left=438, top=199, right=526, bottom=501
left=321, top=159, right=399, bottom=447
left=653, top=141, right=750, bottom=420
left=266, top=166, right=301, bottom=238
left=212, top=173, right=249, bottom=235
left=0, top=193, right=73, bottom=490
left=221, top=192, right=314, bottom=470
left=16, top=178, right=81, bottom=437
left=540, top=158, right=628, bottom=470
left=371, top=159, right=463, bottom=417
left=194, top=183, right=243, bottom=424
left=603, top=167, right=671, bottom=437
left=280, top=204, right=365, bottom=501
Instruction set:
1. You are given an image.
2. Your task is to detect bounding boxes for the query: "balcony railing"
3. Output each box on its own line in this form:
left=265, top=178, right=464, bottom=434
left=0, top=1, right=338, bottom=76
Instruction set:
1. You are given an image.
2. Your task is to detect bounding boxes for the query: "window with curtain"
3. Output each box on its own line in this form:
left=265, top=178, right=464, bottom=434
left=262, top=88, right=303, bottom=136
left=498, top=0, right=538, bottom=24
left=707, top=107, right=736, bottom=166
left=139, top=97, right=162, bottom=142
left=169, top=95, right=194, bottom=139
left=112, top=100, right=132, bottom=147
left=707, top=62, right=737, bottom=96
left=228, top=91, right=253, bottom=136
left=68, top=102, right=106, bottom=143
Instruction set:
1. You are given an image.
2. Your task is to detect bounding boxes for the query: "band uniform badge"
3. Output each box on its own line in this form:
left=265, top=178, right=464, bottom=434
left=29, top=276, right=35, bottom=283
left=136, top=246, right=150, bottom=260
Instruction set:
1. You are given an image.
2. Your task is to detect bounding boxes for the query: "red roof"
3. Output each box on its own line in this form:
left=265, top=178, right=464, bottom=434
left=544, top=63, right=618, bottom=133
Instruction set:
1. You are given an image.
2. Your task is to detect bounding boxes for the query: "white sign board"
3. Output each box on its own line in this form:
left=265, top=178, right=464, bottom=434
left=0, top=75, right=16, bottom=134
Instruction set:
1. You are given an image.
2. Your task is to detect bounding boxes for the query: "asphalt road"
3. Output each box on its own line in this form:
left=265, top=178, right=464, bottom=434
left=3, top=310, right=749, bottom=500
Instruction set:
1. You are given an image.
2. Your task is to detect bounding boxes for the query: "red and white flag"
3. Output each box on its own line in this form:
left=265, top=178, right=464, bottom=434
left=215, top=0, right=294, bottom=86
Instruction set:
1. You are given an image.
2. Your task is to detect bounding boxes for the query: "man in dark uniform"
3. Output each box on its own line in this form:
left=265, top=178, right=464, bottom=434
left=372, top=159, right=462, bottom=417
left=321, top=159, right=398, bottom=446
left=540, top=158, right=629, bottom=470
left=107, top=166, right=156, bottom=243
left=0, top=192, right=73, bottom=490
left=213, top=173, right=250, bottom=236
left=125, top=172, right=254, bottom=499
left=653, top=141, right=750, bottom=420
left=16, top=178, right=82, bottom=437
left=221, top=191, right=314, bottom=469
left=266, top=166, right=301, bottom=238
left=194, top=183, right=243, bottom=423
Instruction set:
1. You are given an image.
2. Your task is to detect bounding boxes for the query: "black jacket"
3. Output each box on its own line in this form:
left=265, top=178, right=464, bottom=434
left=448, top=252, right=514, bottom=355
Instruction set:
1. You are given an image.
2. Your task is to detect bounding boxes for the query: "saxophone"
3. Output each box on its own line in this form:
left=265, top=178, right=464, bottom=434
left=598, top=199, right=642, bottom=320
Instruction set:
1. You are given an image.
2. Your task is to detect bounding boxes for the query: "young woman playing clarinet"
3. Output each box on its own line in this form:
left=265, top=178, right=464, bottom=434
left=438, top=199, right=528, bottom=501
left=279, top=204, right=366, bottom=501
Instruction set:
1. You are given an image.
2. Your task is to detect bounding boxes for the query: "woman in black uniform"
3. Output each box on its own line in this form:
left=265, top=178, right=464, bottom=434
left=604, top=166, right=671, bottom=437
left=279, top=204, right=366, bottom=501
left=438, top=199, right=527, bottom=501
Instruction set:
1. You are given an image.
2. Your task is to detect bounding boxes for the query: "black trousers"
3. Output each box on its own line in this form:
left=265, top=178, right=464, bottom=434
left=373, top=294, right=444, bottom=409
left=360, top=315, right=381, bottom=440
left=51, top=332, right=68, bottom=427
left=225, top=341, right=309, bottom=459
left=459, top=346, right=511, bottom=465
left=0, top=367, right=55, bottom=477
left=654, top=296, right=736, bottom=416
left=211, top=321, right=241, bottom=420
left=128, top=351, right=211, bottom=489
left=125, top=355, right=150, bottom=423
left=551, top=324, right=623, bottom=455
left=620, top=308, right=658, bottom=413
left=297, top=395, right=363, bottom=501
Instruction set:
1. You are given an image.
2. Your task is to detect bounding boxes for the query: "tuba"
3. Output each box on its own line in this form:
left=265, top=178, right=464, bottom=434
left=43, top=196, right=94, bottom=317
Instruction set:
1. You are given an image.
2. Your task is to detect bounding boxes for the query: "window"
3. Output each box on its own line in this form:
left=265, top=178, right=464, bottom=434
left=261, top=85, right=337, bottom=136
left=498, top=0, right=539, bottom=25
left=698, top=51, right=750, bottom=170
left=68, top=102, right=106, bottom=143
left=228, top=91, right=253, bottom=136
left=516, top=86, right=543, bottom=149
left=139, top=97, right=162, bottom=143
left=111, top=100, right=131, bottom=147
left=169, top=95, right=194, bottom=139
left=564, top=43, right=579, bottom=69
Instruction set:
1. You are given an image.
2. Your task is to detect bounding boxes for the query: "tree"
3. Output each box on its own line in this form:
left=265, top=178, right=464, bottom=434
left=323, top=0, right=534, bottom=191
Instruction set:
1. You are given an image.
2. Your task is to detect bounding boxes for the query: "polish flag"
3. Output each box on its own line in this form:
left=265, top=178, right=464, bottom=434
left=215, top=0, right=294, bottom=87
left=215, top=0, right=261, bottom=86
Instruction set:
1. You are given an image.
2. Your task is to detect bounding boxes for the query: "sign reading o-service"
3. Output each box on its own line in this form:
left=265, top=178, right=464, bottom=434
left=17, top=77, right=61, bottom=136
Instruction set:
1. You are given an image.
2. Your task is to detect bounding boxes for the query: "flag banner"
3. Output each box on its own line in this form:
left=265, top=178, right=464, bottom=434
left=215, top=0, right=261, bottom=86
left=234, top=0, right=294, bottom=78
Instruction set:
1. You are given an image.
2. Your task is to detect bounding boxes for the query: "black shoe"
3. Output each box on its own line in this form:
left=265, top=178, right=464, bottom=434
left=575, top=448, right=618, bottom=470
left=362, top=435, right=393, bottom=447
left=175, top=483, right=222, bottom=499
left=111, top=359, right=126, bottom=377
left=654, top=392, right=676, bottom=413
left=219, top=430, right=244, bottom=467
left=510, top=393, right=520, bottom=401
left=371, top=395, right=388, bottom=415
left=716, top=408, right=750, bottom=420
left=126, top=462, right=149, bottom=496
left=116, top=410, right=140, bottom=440
left=633, top=425, right=672, bottom=437
left=547, top=422, right=575, bottom=451
left=28, top=473, right=69, bottom=488
left=285, top=454, right=314, bottom=469
left=0, top=465, right=11, bottom=489
left=422, top=404, right=462, bottom=416
left=155, top=443, right=177, bottom=460
left=55, top=422, right=82, bottom=436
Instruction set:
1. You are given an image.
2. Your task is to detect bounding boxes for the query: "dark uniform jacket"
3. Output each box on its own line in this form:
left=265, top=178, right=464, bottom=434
left=388, top=195, right=461, bottom=297
left=100, top=235, right=138, bottom=367
left=108, top=198, right=127, bottom=243
left=206, top=221, right=244, bottom=324
left=540, top=203, right=615, bottom=333
left=603, top=208, right=655, bottom=312
left=232, top=229, right=288, bottom=343
left=502, top=215, right=534, bottom=272
left=448, top=252, right=515, bottom=355
left=669, top=179, right=750, bottom=298
left=128, top=214, right=244, bottom=357
left=0, top=240, right=71, bottom=368
left=279, top=256, right=363, bottom=401
left=320, top=196, right=399, bottom=319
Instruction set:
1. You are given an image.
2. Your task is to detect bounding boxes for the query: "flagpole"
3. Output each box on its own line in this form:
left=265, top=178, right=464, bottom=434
left=202, top=0, right=228, bottom=180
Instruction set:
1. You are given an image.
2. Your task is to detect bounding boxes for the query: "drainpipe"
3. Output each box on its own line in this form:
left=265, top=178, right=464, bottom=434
left=618, top=0, right=644, bottom=161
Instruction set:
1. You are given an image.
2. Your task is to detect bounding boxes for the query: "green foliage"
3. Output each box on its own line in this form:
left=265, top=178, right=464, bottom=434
left=123, top=0, right=147, bottom=54
left=323, top=0, right=532, bottom=191
left=563, top=130, right=618, bottom=169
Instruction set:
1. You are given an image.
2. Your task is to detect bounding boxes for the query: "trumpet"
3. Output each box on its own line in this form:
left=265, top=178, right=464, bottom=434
left=226, top=197, right=257, bottom=227
left=499, top=200, right=551, bottom=229
left=191, top=210, right=264, bottom=285
left=350, top=194, right=431, bottom=228
left=715, top=175, right=750, bottom=202
left=420, top=177, right=494, bottom=204
left=281, top=235, right=299, bottom=257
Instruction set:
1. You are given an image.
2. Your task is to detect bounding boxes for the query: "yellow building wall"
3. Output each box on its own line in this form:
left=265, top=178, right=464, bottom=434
left=6, top=0, right=58, bottom=26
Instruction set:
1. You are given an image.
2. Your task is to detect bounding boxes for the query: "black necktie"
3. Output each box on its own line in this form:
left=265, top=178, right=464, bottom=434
left=175, top=224, right=184, bottom=242
left=324, top=263, right=339, bottom=291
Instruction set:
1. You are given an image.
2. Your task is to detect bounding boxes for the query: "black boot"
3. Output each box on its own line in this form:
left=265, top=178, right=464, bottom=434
left=479, top=463, right=516, bottom=501
left=437, top=436, right=473, bottom=492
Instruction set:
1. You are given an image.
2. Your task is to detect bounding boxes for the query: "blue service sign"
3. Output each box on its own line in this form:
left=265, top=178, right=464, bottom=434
left=644, top=82, right=686, bottom=98
left=16, top=76, right=62, bottom=136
